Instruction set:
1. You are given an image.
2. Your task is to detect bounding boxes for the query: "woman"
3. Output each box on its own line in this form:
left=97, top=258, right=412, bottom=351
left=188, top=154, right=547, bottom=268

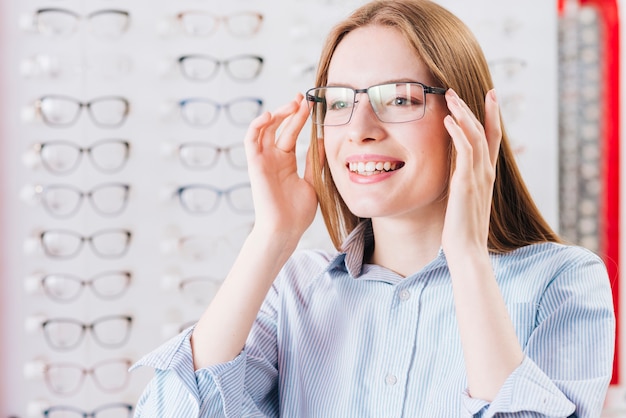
left=132, top=1, right=615, bottom=416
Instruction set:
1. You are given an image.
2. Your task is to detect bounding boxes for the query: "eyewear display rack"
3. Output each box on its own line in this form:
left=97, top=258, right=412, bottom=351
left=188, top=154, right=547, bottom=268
left=0, top=0, right=560, bottom=416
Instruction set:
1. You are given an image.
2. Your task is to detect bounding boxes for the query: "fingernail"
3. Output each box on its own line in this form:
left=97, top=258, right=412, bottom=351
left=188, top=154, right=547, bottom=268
left=489, top=89, right=497, bottom=102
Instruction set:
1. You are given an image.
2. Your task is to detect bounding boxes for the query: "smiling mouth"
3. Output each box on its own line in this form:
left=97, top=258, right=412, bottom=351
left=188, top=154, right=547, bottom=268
left=347, top=161, right=405, bottom=175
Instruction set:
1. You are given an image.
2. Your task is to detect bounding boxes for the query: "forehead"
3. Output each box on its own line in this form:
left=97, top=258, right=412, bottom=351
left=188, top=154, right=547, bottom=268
left=327, top=25, right=430, bottom=87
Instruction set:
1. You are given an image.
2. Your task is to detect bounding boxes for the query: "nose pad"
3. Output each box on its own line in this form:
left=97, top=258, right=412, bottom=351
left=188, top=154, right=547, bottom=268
left=351, top=93, right=379, bottom=124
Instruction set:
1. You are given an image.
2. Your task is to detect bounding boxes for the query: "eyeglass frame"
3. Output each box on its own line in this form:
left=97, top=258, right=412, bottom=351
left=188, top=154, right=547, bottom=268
left=178, top=97, right=263, bottom=127
left=43, top=402, right=133, bottom=418
left=39, top=228, right=132, bottom=259
left=305, top=81, right=447, bottom=126
left=43, top=357, right=132, bottom=395
left=35, top=94, right=130, bottom=128
left=39, top=270, right=132, bottom=302
left=177, top=142, right=247, bottom=170
left=33, top=182, right=131, bottom=218
left=34, top=8, right=130, bottom=38
left=176, top=11, right=264, bottom=38
left=41, top=314, right=133, bottom=351
left=32, top=139, right=131, bottom=175
left=175, top=183, right=253, bottom=215
left=177, top=54, right=264, bottom=82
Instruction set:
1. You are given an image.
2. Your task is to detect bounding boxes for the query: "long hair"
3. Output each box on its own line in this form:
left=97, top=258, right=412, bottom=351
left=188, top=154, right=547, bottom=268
left=310, top=0, right=561, bottom=252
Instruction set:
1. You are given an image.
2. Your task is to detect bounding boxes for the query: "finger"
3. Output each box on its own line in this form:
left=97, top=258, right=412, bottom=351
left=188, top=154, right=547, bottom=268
left=244, top=111, right=272, bottom=155
left=444, top=114, right=472, bottom=177
left=484, top=89, right=502, bottom=167
left=275, top=96, right=310, bottom=153
left=260, top=99, right=300, bottom=151
left=446, top=89, right=484, bottom=165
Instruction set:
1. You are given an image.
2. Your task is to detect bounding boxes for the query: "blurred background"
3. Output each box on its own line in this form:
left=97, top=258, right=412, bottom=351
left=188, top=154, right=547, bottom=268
left=0, top=0, right=623, bottom=416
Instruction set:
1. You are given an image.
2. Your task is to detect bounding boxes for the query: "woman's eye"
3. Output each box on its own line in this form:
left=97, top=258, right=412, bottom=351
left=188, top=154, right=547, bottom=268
left=329, top=100, right=350, bottom=111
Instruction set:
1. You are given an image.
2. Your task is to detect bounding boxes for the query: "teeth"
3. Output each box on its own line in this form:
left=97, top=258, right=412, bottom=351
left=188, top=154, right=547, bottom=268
left=349, top=161, right=400, bottom=174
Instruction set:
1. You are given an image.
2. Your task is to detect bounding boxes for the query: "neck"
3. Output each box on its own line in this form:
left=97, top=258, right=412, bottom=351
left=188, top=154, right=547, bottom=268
left=369, top=215, right=444, bottom=277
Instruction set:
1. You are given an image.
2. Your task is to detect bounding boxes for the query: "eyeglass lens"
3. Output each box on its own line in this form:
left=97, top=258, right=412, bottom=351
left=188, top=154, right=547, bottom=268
left=40, top=229, right=132, bottom=259
left=35, top=139, right=130, bottom=175
left=45, top=358, right=131, bottom=395
left=178, top=143, right=247, bottom=170
left=42, top=315, right=132, bottom=351
left=177, top=223, right=251, bottom=261
left=177, top=11, right=263, bottom=38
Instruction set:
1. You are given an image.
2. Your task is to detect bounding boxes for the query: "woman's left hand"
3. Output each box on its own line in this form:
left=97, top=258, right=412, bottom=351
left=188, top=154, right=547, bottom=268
left=441, top=88, right=502, bottom=257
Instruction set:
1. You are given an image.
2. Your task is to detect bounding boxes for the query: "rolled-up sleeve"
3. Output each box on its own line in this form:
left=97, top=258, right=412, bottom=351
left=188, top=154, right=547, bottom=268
left=462, top=251, right=615, bottom=418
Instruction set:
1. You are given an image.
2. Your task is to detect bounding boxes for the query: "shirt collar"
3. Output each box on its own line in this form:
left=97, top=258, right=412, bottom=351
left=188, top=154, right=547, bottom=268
left=325, top=219, right=373, bottom=279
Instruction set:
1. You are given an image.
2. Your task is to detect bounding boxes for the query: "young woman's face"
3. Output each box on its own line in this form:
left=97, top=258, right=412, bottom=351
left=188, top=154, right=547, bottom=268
left=324, top=25, right=451, bottom=221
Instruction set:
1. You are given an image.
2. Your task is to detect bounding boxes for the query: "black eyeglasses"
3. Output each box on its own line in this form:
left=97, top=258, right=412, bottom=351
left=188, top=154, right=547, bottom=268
left=306, top=82, right=446, bottom=126
left=41, top=314, right=133, bottom=351
left=28, top=139, right=130, bottom=175
left=43, top=403, right=133, bottom=418
left=35, top=95, right=130, bottom=128
left=38, top=228, right=132, bottom=259
left=178, top=97, right=263, bottom=127
left=178, top=54, right=263, bottom=82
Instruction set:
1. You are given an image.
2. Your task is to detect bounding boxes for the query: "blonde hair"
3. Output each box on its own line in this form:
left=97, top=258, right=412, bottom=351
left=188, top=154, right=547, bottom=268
left=310, top=0, right=560, bottom=251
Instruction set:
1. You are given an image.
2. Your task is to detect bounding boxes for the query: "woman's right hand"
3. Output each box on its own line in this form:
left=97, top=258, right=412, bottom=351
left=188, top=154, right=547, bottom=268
left=244, top=93, right=321, bottom=246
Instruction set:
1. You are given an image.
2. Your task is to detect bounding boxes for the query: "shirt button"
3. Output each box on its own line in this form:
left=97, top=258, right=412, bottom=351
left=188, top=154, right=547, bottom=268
left=385, top=374, right=398, bottom=386
left=398, top=289, right=411, bottom=301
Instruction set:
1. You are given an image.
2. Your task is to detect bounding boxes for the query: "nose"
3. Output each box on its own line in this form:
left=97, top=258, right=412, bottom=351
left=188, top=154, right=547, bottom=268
left=346, top=92, right=386, bottom=142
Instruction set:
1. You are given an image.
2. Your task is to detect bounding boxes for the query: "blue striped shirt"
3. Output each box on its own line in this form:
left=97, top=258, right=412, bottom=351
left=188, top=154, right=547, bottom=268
left=132, top=220, right=615, bottom=417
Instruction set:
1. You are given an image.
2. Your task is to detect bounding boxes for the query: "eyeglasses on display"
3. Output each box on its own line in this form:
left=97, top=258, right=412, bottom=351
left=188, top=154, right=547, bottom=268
left=179, top=276, right=223, bottom=305
left=38, top=228, right=132, bottom=259
left=40, top=314, right=133, bottom=351
left=306, top=82, right=447, bottom=126
left=40, top=358, right=132, bottom=396
left=176, top=11, right=263, bottom=38
left=176, top=142, right=247, bottom=170
left=21, top=52, right=133, bottom=80
left=27, top=182, right=130, bottom=218
left=42, top=402, right=133, bottom=418
left=175, top=183, right=253, bottom=215
left=26, top=139, right=130, bottom=175
left=29, top=8, right=130, bottom=39
left=178, top=97, right=263, bottom=127
left=26, top=270, right=132, bottom=302
left=35, top=95, right=130, bottom=128
left=161, top=222, right=252, bottom=262
left=177, top=54, right=263, bottom=82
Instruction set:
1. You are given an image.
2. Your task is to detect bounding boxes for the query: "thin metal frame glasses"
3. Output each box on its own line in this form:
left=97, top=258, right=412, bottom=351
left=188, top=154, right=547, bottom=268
left=306, top=82, right=447, bottom=126
left=178, top=142, right=247, bottom=170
